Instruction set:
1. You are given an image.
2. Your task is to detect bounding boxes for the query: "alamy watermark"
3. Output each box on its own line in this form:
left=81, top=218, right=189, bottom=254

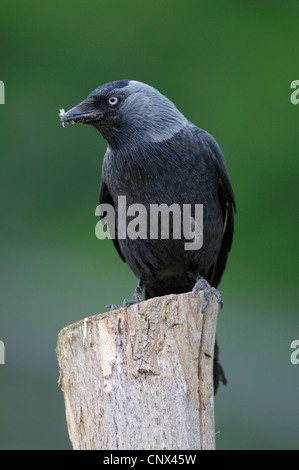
left=290, top=80, right=299, bottom=105
left=0, top=80, right=4, bottom=104
left=290, top=340, right=299, bottom=365
left=0, top=341, right=4, bottom=364
left=95, top=196, right=203, bottom=250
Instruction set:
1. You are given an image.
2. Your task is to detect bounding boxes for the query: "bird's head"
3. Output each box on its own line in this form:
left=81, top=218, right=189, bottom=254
left=60, top=80, right=187, bottom=148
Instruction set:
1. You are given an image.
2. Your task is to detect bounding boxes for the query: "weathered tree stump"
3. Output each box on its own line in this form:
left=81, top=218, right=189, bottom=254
left=56, top=291, right=219, bottom=450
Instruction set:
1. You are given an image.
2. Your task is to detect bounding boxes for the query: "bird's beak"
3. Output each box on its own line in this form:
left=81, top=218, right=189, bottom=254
left=59, top=101, right=103, bottom=125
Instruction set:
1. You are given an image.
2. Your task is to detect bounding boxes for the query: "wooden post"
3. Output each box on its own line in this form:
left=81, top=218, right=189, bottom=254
left=56, top=291, right=219, bottom=450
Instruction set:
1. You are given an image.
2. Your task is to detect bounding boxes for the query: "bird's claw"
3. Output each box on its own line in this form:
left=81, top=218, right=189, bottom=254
left=122, top=292, right=143, bottom=307
left=192, top=276, right=223, bottom=313
left=106, top=303, right=122, bottom=310
left=106, top=292, right=144, bottom=311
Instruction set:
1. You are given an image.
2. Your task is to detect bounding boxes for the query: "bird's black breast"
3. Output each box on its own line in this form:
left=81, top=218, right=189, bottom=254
left=101, top=126, right=225, bottom=287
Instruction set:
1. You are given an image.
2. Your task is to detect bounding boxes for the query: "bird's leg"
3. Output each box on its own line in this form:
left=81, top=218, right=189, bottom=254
left=192, top=272, right=223, bottom=313
left=123, top=276, right=145, bottom=307
left=106, top=276, right=145, bottom=310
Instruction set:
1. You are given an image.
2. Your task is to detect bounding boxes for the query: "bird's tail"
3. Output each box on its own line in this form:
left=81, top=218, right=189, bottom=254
left=213, top=339, right=227, bottom=393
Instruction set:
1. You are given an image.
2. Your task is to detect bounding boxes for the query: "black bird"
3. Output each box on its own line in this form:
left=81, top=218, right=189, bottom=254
left=60, top=80, right=236, bottom=392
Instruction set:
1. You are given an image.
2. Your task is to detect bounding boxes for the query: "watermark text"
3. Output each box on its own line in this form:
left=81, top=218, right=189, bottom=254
left=290, top=340, right=299, bottom=365
left=95, top=196, right=203, bottom=251
left=290, top=80, right=299, bottom=105
left=0, top=341, right=5, bottom=364
left=0, top=81, right=4, bottom=104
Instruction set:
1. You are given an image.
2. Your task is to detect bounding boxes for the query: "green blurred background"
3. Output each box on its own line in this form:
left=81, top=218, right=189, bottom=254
left=0, top=0, right=298, bottom=450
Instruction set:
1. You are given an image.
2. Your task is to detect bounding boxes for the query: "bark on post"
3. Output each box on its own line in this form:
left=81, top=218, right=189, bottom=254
left=56, top=291, right=219, bottom=450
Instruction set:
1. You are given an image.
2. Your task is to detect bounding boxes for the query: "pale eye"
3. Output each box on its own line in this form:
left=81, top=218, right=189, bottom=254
left=108, top=96, right=119, bottom=106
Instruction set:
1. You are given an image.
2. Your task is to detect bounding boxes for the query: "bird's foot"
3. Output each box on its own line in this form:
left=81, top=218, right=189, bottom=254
left=106, top=292, right=143, bottom=310
left=106, top=276, right=145, bottom=311
left=122, top=291, right=144, bottom=307
left=106, top=303, right=122, bottom=310
left=192, top=273, right=223, bottom=313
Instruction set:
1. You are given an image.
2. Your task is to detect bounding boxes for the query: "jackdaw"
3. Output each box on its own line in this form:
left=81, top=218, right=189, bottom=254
left=60, top=80, right=236, bottom=392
